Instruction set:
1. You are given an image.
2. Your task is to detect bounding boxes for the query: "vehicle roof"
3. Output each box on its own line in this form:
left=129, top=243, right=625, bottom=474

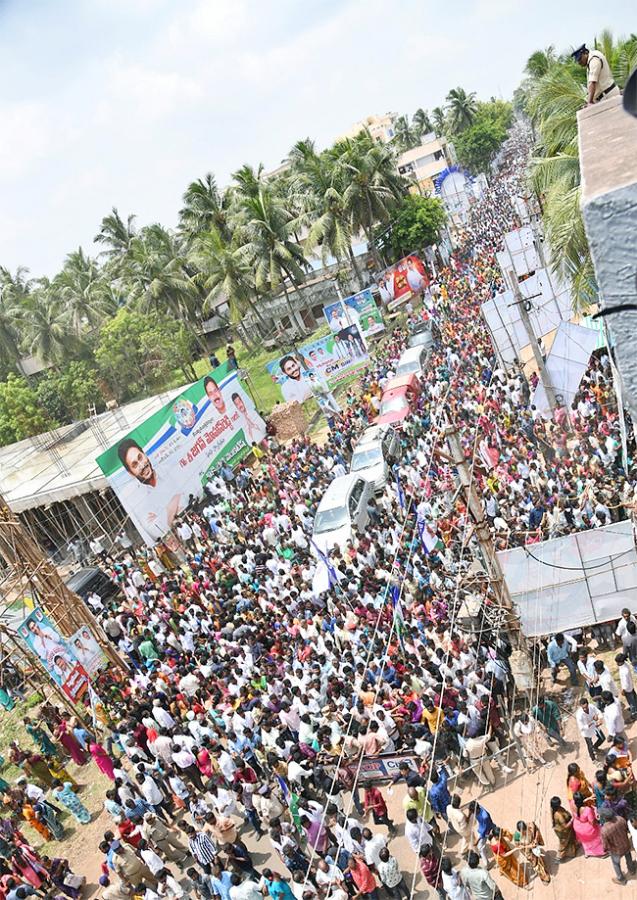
left=317, top=473, right=364, bottom=510
left=398, top=345, right=425, bottom=364
left=383, top=373, right=419, bottom=392
left=356, top=424, right=391, bottom=446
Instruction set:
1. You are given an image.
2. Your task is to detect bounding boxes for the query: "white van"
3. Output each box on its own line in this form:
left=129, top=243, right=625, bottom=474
left=350, top=425, right=400, bottom=491
left=312, top=473, right=373, bottom=553
left=395, top=345, right=428, bottom=379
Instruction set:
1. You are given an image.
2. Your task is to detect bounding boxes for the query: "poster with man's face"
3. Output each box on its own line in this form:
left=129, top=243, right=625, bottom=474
left=96, top=362, right=265, bottom=546
left=375, top=254, right=428, bottom=310
left=17, top=608, right=90, bottom=701
left=323, top=288, right=384, bottom=338
left=266, top=326, right=368, bottom=404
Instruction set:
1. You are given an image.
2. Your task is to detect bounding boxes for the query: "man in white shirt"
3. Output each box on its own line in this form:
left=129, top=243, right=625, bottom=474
left=615, top=653, right=637, bottom=720
left=404, top=808, right=433, bottom=854
left=575, top=697, right=605, bottom=761
left=117, top=438, right=182, bottom=544
left=601, top=692, right=626, bottom=741
left=279, top=356, right=312, bottom=404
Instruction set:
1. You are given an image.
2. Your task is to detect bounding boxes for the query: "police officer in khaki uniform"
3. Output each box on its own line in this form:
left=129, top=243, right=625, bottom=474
left=572, top=44, right=620, bottom=106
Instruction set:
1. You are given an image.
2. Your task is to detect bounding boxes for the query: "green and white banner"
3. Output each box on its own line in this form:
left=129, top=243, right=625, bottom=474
left=96, top=363, right=264, bottom=545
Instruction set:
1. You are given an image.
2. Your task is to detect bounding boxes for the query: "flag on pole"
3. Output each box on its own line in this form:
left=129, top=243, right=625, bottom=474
left=390, top=584, right=406, bottom=648
left=417, top=516, right=444, bottom=555
left=393, top=465, right=406, bottom=512
left=311, top=541, right=341, bottom=589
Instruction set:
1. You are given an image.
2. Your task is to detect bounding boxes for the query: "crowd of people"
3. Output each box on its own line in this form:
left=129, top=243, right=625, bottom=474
left=2, top=123, right=637, bottom=900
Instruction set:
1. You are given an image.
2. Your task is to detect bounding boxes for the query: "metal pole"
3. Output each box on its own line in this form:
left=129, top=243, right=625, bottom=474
left=443, top=425, right=523, bottom=643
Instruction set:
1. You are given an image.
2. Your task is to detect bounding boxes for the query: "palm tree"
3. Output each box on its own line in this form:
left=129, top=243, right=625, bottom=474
left=94, top=208, right=137, bottom=259
left=190, top=226, right=267, bottom=332
left=53, top=248, right=116, bottom=336
left=179, top=173, right=231, bottom=243
left=445, top=87, right=477, bottom=133
left=593, top=29, right=637, bottom=86
left=235, top=183, right=309, bottom=322
left=21, top=285, right=75, bottom=364
left=0, top=267, right=30, bottom=373
left=524, top=45, right=557, bottom=78
left=431, top=107, right=446, bottom=136
left=288, top=139, right=364, bottom=288
left=412, top=108, right=433, bottom=139
left=334, top=132, right=406, bottom=269
left=392, top=115, right=419, bottom=152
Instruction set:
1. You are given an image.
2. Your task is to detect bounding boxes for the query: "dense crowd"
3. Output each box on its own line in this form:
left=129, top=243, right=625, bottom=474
left=2, top=123, right=637, bottom=899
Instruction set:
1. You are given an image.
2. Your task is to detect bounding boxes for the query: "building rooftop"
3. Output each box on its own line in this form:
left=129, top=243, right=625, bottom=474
left=0, top=386, right=185, bottom=513
left=579, top=96, right=637, bottom=204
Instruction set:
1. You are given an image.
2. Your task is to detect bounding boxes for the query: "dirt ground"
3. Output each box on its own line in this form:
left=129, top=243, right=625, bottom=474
left=3, top=657, right=635, bottom=898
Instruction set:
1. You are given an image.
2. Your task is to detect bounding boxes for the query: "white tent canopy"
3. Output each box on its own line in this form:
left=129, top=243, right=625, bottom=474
left=497, top=521, right=637, bottom=636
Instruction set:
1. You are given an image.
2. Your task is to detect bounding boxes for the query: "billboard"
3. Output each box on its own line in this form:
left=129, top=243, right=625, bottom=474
left=375, top=254, right=428, bottom=310
left=69, top=626, right=108, bottom=677
left=323, top=288, right=384, bottom=339
left=97, top=363, right=265, bottom=546
left=17, top=608, right=90, bottom=702
left=266, top=325, right=368, bottom=404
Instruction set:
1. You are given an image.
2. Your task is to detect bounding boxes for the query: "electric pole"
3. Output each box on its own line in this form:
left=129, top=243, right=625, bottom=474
left=442, top=424, right=522, bottom=641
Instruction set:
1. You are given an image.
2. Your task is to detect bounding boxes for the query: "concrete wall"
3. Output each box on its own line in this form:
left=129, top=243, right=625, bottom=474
left=579, top=96, right=637, bottom=420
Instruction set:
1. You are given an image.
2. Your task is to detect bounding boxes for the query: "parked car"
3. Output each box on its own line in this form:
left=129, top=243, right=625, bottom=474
left=407, top=325, right=433, bottom=351
left=350, top=425, right=400, bottom=491
left=394, top=345, right=429, bottom=379
left=65, top=567, right=120, bottom=605
left=312, top=473, right=374, bottom=553
left=375, top=374, right=422, bottom=428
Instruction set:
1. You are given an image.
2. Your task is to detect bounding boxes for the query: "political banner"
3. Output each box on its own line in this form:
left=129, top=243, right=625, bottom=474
left=17, top=608, right=90, bottom=702
left=375, top=254, right=428, bottom=311
left=323, top=288, right=384, bottom=339
left=345, top=753, right=419, bottom=783
left=266, top=325, right=368, bottom=405
left=69, top=626, right=108, bottom=676
left=96, top=362, right=265, bottom=546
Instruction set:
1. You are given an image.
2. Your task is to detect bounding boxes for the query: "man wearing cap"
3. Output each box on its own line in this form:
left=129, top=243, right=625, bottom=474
left=572, top=44, right=620, bottom=105
left=111, top=840, right=158, bottom=888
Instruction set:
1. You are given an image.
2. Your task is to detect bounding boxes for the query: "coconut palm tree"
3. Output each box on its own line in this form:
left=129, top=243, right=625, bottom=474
left=524, top=45, right=557, bottom=78
left=334, top=132, right=406, bottom=269
left=94, top=208, right=137, bottom=259
left=412, top=108, right=433, bottom=140
left=189, top=226, right=268, bottom=332
left=0, top=267, right=30, bottom=373
left=431, top=106, right=446, bottom=137
left=235, top=183, right=309, bottom=322
left=53, top=248, right=116, bottom=336
left=21, top=285, right=75, bottom=364
left=392, top=115, right=419, bottom=152
left=179, top=173, right=231, bottom=244
left=287, top=139, right=364, bottom=288
left=445, top=87, right=477, bottom=133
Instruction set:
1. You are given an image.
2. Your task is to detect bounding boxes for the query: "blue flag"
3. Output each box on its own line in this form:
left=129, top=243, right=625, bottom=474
left=394, top=465, right=406, bottom=512
left=311, top=540, right=340, bottom=588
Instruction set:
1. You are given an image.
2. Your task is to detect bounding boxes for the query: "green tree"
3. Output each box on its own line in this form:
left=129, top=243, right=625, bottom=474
left=36, top=361, right=105, bottom=423
left=445, top=87, right=477, bottom=133
left=179, top=173, right=231, bottom=244
left=0, top=374, right=55, bottom=446
left=412, top=108, right=433, bottom=139
left=21, top=286, right=77, bottom=364
left=334, top=131, right=406, bottom=269
left=53, top=248, right=116, bottom=336
left=287, top=139, right=364, bottom=288
left=453, top=100, right=513, bottom=174
left=524, top=45, right=557, bottom=78
left=0, top=266, right=30, bottom=375
left=377, top=195, right=446, bottom=261
left=95, top=308, right=196, bottom=402
left=431, top=107, right=446, bottom=136
left=94, top=208, right=137, bottom=260
left=392, top=115, right=419, bottom=152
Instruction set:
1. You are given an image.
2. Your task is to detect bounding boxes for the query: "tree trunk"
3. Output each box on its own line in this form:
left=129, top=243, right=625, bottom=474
left=348, top=246, right=366, bottom=290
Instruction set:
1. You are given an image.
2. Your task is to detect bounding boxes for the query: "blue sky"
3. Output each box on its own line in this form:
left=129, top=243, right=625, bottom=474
left=0, top=0, right=633, bottom=276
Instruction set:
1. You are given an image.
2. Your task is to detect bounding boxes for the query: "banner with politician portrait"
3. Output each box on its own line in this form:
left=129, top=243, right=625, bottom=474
left=96, top=362, right=265, bottom=546
left=375, top=254, right=429, bottom=310
left=17, top=608, right=90, bottom=702
left=266, top=325, right=368, bottom=405
left=69, top=626, right=108, bottom=676
left=323, top=288, right=384, bottom=339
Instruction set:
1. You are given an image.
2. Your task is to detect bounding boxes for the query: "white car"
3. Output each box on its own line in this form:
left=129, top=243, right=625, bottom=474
left=311, top=473, right=374, bottom=554
left=395, top=345, right=429, bottom=379
left=350, top=425, right=400, bottom=491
